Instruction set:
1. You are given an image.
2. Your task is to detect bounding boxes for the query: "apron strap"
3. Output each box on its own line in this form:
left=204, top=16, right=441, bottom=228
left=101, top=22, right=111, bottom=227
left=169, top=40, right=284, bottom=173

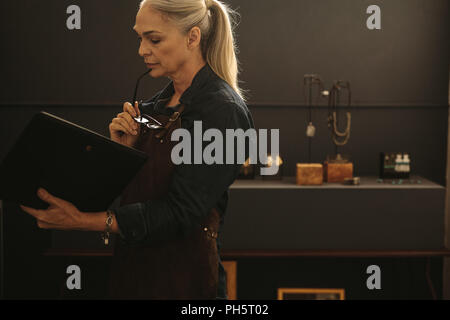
left=155, top=104, right=186, bottom=142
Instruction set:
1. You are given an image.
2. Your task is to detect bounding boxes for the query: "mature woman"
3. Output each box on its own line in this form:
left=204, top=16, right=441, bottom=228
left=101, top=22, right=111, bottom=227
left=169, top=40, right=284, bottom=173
left=21, top=0, right=253, bottom=299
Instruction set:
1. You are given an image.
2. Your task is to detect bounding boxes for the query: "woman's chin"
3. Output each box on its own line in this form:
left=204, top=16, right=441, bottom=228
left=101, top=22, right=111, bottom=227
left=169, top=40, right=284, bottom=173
left=149, top=68, right=165, bottom=78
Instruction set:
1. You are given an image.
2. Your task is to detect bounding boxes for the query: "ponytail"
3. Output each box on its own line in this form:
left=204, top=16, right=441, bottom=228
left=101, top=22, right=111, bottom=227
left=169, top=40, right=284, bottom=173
left=204, top=1, right=243, bottom=100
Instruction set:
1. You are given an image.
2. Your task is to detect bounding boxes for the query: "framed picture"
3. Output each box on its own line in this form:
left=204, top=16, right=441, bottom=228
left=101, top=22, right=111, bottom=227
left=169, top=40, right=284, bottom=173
left=222, top=261, right=237, bottom=300
left=277, top=288, right=345, bottom=300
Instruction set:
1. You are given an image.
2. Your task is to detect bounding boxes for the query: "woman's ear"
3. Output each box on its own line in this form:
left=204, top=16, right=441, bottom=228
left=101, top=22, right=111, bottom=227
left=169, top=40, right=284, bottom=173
left=187, top=27, right=201, bottom=49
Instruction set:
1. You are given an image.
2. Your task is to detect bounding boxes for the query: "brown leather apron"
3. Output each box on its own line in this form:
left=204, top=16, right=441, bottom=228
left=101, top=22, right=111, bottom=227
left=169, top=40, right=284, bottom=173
left=109, top=105, right=220, bottom=299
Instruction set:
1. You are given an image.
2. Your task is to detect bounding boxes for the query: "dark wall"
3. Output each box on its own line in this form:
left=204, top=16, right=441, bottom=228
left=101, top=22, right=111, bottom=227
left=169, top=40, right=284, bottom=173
left=230, top=0, right=449, bottom=105
left=0, top=0, right=166, bottom=105
left=1, top=0, right=448, bottom=105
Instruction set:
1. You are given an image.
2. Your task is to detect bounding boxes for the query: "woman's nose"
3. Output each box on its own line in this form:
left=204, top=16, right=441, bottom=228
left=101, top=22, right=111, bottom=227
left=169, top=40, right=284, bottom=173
left=138, top=42, right=151, bottom=58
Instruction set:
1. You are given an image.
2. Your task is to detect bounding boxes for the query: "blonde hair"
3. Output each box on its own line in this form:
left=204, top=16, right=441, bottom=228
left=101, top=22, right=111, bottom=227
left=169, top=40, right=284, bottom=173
left=139, top=0, right=245, bottom=100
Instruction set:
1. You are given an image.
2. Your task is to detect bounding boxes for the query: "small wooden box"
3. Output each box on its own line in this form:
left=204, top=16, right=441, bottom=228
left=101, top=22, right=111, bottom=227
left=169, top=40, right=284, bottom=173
left=323, top=161, right=353, bottom=182
left=296, top=164, right=323, bottom=185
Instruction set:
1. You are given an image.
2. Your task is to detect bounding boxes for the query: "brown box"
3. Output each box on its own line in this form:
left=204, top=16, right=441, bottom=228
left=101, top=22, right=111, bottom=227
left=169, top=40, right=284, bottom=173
left=296, top=163, right=323, bottom=185
left=323, top=161, right=353, bottom=182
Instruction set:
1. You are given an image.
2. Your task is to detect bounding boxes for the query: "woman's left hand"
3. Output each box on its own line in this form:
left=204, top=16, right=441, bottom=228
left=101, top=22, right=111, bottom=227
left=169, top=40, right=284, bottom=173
left=20, top=188, right=86, bottom=231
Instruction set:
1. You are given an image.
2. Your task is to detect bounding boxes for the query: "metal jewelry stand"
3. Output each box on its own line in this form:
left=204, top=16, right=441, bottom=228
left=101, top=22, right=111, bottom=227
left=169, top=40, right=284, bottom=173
left=322, top=80, right=354, bottom=183
left=327, top=80, right=352, bottom=162
left=303, top=74, right=328, bottom=162
left=296, top=75, right=329, bottom=186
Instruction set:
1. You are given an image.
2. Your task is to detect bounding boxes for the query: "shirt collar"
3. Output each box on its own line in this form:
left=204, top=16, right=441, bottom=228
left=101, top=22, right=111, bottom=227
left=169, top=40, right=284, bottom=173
left=152, top=63, right=215, bottom=113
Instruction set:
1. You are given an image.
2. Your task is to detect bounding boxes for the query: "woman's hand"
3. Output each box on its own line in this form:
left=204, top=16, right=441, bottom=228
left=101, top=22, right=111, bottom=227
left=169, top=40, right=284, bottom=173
left=109, top=101, right=142, bottom=148
left=20, top=188, right=86, bottom=231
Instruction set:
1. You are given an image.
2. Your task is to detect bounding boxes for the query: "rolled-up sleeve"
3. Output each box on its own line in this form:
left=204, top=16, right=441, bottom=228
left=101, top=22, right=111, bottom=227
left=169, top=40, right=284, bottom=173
left=114, top=101, right=254, bottom=245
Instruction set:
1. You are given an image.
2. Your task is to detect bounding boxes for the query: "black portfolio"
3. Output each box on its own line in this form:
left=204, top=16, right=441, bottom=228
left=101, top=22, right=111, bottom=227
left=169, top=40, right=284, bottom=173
left=0, top=111, right=148, bottom=212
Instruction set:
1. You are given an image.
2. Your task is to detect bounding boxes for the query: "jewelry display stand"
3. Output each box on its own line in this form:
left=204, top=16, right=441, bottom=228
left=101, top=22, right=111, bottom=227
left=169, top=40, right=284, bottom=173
left=324, top=81, right=353, bottom=183
left=296, top=74, right=328, bottom=185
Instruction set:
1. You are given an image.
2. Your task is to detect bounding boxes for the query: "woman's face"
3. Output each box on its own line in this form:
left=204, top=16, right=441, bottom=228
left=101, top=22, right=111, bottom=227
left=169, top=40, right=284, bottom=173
left=134, top=6, right=191, bottom=79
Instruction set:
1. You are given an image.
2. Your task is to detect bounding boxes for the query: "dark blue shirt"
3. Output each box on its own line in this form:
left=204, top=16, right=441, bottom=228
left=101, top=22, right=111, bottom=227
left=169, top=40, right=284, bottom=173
left=112, top=64, right=254, bottom=298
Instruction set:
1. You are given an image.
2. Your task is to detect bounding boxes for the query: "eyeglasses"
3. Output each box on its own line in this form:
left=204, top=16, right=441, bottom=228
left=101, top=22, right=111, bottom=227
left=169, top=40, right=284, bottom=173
left=132, top=69, right=164, bottom=130
left=133, top=113, right=163, bottom=130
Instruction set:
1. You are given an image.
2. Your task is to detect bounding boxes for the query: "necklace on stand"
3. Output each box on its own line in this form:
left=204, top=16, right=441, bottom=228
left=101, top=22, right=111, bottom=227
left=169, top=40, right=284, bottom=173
left=327, top=80, right=352, bottom=150
left=303, top=74, right=328, bottom=163
left=323, top=80, right=355, bottom=183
